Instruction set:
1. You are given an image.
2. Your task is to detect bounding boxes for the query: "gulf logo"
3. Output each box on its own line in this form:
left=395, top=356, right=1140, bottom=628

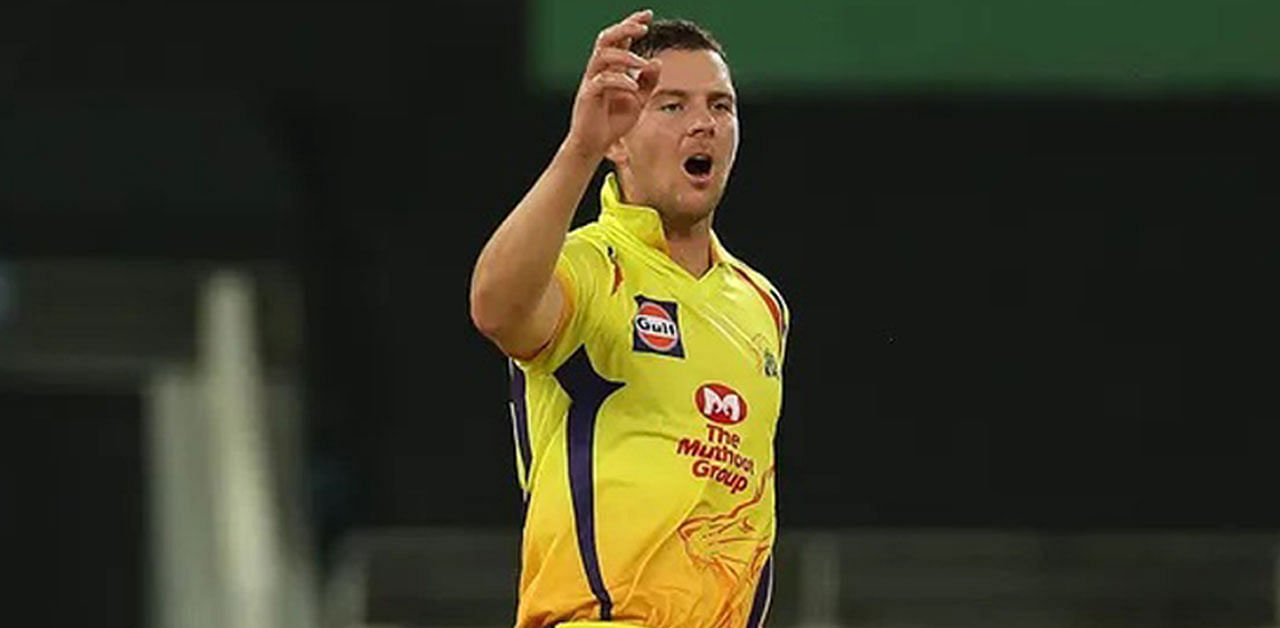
left=695, top=383, right=748, bottom=425
left=632, top=296, right=685, bottom=358
left=635, top=301, right=679, bottom=351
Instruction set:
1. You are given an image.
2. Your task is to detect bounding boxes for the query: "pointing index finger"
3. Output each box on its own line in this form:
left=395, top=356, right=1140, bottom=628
left=596, top=9, right=654, bottom=50
left=629, top=8, right=654, bottom=23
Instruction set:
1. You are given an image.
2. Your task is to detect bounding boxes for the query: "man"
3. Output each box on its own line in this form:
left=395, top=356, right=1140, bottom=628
left=470, top=10, right=789, bottom=628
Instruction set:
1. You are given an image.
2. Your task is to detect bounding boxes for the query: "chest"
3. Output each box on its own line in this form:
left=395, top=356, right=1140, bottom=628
left=584, top=257, right=784, bottom=427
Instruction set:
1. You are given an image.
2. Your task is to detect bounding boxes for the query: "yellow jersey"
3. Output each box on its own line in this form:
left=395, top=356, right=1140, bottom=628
left=508, top=173, right=789, bottom=628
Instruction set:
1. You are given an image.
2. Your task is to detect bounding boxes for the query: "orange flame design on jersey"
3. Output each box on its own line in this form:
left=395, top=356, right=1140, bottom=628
left=676, top=466, right=775, bottom=628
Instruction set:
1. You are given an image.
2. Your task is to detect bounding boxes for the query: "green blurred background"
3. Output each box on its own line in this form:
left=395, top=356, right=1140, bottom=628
left=532, top=0, right=1280, bottom=93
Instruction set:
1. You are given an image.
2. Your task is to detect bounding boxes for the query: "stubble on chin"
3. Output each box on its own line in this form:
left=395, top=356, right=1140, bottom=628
left=657, top=189, right=721, bottom=232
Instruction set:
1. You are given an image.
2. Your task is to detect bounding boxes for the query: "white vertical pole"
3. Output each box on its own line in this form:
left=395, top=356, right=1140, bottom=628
left=148, top=269, right=317, bottom=628
left=199, top=270, right=282, bottom=628
left=147, top=366, right=223, bottom=628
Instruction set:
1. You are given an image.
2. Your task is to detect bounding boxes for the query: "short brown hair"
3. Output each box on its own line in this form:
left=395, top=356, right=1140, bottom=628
left=629, top=19, right=727, bottom=61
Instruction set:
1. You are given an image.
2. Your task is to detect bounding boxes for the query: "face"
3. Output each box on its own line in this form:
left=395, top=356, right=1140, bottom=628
left=609, top=48, right=739, bottom=228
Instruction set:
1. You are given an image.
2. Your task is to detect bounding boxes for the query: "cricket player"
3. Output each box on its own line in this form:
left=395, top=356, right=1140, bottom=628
left=470, top=10, right=789, bottom=628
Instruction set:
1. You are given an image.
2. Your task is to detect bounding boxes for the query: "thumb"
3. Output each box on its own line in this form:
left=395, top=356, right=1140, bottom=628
left=636, top=57, right=662, bottom=96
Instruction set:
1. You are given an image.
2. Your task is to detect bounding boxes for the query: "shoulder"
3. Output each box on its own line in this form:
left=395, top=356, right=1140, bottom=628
left=557, top=222, right=618, bottom=304
left=726, top=255, right=786, bottom=300
left=725, top=254, right=791, bottom=335
left=562, top=222, right=613, bottom=264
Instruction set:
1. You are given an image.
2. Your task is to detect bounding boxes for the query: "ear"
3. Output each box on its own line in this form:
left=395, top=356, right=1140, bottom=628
left=605, top=137, right=628, bottom=166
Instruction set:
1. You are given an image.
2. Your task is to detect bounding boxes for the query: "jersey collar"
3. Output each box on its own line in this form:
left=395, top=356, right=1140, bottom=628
left=599, top=172, right=732, bottom=268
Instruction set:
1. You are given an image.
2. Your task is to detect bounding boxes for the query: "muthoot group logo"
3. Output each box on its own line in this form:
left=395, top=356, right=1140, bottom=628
left=695, top=383, right=747, bottom=425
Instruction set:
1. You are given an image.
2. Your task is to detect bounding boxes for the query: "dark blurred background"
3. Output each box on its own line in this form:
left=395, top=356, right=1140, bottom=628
left=2, top=1, right=1276, bottom=627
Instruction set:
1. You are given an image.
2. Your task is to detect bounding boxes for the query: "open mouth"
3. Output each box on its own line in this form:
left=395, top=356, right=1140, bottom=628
left=683, top=154, right=713, bottom=178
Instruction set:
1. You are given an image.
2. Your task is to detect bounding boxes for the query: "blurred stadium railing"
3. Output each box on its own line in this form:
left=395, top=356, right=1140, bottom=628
left=0, top=261, right=316, bottom=628
left=324, top=527, right=1279, bottom=628
left=7, top=260, right=1276, bottom=628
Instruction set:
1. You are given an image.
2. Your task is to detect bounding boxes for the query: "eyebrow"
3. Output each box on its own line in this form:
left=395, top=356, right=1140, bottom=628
left=653, top=88, right=736, bottom=102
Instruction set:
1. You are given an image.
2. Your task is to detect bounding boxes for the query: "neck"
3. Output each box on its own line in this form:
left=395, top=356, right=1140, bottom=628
left=615, top=172, right=716, bottom=277
left=662, top=215, right=713, bottom=278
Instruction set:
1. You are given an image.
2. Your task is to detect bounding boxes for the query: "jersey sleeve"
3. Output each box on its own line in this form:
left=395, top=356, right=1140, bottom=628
left=512, top=231, right=611, bottom=373
left=760, top=278, right=790, bottom=364
left=764, top=280, right=790, bottom=363
left=730, top=260, right=792, bottom=365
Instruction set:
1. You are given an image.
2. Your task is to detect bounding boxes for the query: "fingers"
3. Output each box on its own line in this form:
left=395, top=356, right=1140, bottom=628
left=635, top=56, right=662, bottom=93
left=584, top=70, right=641, bottom=97
left=577, top=10, right=655, bottom=105
left=594, top=9, right=653, bottom=51
left=586, top=47, right=651, bottom=79
left=626, top=8, right=654, bottom=24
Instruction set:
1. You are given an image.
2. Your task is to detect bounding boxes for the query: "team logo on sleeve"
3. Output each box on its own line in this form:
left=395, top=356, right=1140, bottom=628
left=633, top=296, right=685, bottom=358
left=751, top=333, right=781, bottom=379
left=695, top=383, right=748, bottom=424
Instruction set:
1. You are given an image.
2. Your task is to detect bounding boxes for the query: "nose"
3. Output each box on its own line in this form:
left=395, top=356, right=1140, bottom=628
left=688, top=104, right=716, bottom=138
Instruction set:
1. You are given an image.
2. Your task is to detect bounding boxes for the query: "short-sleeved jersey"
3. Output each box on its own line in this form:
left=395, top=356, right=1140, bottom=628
left=508, top=173, right=789, bottom=628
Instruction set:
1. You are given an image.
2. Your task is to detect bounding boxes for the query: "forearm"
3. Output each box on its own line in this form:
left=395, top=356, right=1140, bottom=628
left=470, top=139, right=599, bottom=333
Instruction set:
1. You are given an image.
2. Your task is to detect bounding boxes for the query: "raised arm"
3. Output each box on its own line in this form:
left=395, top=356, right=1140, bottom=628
left=469, top=9, right=661, bottom=358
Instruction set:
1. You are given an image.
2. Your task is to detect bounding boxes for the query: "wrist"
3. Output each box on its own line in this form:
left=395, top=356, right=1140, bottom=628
left=559, top=135, right=605, bottom=165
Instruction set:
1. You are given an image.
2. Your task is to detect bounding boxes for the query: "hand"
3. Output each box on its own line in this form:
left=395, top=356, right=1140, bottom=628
left=564, top=9, right=663, bottom=160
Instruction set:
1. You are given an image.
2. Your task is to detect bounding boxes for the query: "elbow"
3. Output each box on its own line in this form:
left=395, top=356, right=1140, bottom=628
left=469, top=288, right=500, bottom=340
left=469, top=283, right=515, bottom=342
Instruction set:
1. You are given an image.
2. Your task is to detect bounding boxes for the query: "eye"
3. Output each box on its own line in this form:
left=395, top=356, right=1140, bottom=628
left=714, top=102, right=734, bottom=112
left=658, top=102, right=683, bottom=112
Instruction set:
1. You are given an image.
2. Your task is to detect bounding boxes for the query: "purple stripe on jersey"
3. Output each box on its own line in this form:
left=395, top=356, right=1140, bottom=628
left=554, top=346, right=625, bottom=620
left=745, top=556, right=774, bottom=628
left=508, top=359, right=533, bottom=489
